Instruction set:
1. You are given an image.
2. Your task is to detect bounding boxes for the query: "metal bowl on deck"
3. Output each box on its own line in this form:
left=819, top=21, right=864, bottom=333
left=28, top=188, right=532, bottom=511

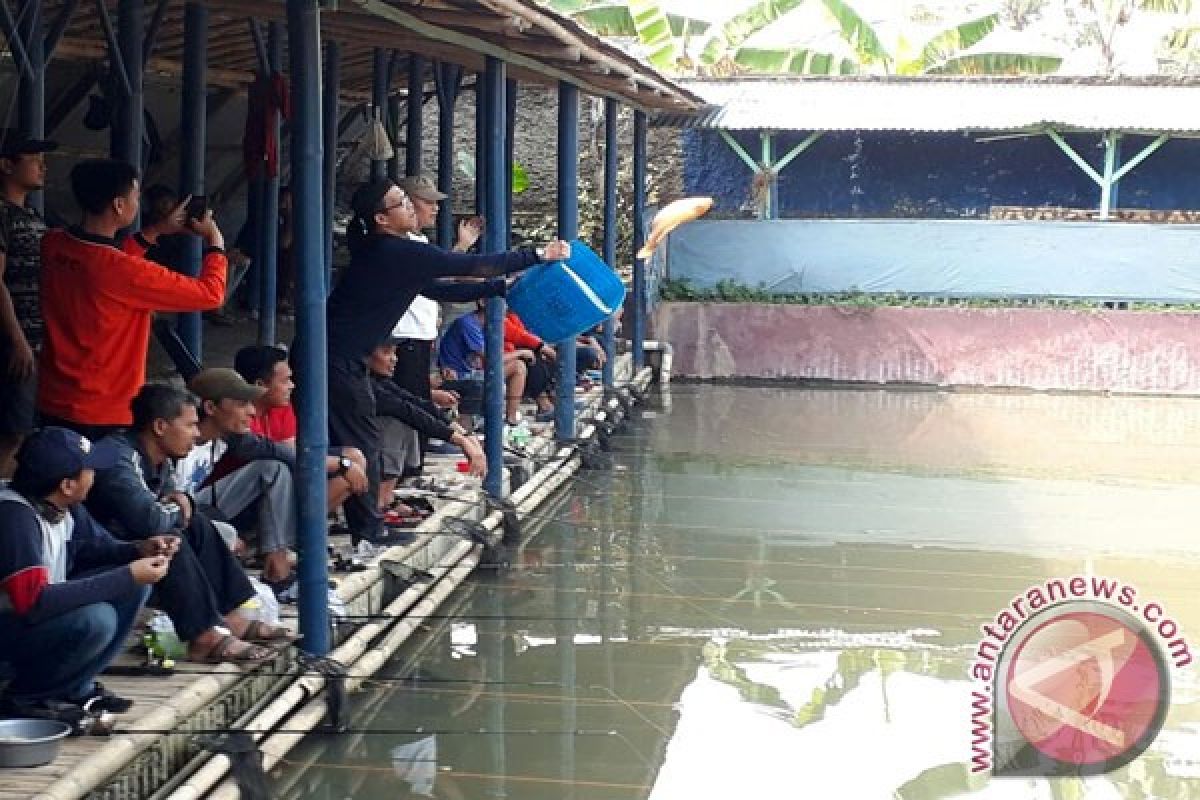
left=0, top=718, right=72, bottom=768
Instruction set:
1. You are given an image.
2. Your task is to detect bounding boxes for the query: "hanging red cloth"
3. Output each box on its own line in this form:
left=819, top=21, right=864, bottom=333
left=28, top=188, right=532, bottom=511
left=243, top=71, right=291, bottom=180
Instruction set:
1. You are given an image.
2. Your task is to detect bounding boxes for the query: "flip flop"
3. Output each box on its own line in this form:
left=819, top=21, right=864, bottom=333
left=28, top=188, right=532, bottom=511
left=191, top=634, right=277, bottom=665
left=242, top=620, right=303, bottom=644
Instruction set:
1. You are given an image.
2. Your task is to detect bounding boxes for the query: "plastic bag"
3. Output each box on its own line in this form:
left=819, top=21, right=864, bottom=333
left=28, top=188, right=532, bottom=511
left=240, top=577, right=281, bottom=625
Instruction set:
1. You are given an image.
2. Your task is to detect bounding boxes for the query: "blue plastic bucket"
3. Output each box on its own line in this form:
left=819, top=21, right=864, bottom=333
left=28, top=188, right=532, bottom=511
left=507, top=239, right=626, bottom=343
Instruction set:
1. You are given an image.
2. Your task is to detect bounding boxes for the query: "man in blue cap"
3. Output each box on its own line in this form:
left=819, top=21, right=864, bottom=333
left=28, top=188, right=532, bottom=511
left=0, top=427, right=171, bottom=718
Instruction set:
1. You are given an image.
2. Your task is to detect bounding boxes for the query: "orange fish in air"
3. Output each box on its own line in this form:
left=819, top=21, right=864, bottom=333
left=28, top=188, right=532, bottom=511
left=636, top=196, right=713, bottom=260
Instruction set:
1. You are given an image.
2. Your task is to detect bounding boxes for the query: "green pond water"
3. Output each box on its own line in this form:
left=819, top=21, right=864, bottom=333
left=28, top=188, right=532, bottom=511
left=272, top=385, right=1200, bottom=799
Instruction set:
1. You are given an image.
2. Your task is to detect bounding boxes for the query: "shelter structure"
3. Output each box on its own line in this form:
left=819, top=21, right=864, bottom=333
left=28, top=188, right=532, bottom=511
left=0, top=0, right=700, bottom=653
left=655, top=76, right=1200, bottom=220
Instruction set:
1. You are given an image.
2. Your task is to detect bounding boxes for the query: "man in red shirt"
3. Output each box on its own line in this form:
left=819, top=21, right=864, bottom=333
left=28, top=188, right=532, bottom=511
left=232, top=344, right=369, bottom=514
left=38, top=160, right=226, bottom=439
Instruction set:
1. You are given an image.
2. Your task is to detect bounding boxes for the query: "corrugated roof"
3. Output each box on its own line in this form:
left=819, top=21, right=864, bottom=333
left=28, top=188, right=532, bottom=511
left=654, top=77, right=1200, bottom=135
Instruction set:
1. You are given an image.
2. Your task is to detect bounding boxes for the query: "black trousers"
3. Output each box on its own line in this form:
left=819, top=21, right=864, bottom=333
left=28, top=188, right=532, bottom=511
left=38, top=414, right=124, bottom=444
left=151, top=512, right=255, bottom=641
left=525, top=352, right=556, bottom=400
left=392, top=338, right=433, bottom=475
left=328, top=355, right=383, bottom=542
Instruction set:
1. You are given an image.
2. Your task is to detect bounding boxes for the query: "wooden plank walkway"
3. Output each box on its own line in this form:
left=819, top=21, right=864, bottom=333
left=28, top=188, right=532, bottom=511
left=0, top=367, right=630, bottom=799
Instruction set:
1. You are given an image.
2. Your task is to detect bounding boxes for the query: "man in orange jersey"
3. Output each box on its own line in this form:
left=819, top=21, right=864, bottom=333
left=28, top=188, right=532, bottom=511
left=38, top=160, right=226, bottom=440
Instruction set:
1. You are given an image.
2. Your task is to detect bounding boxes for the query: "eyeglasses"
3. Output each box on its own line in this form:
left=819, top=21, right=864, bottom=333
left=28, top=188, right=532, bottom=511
left=379, top=195, right=413, bottom=213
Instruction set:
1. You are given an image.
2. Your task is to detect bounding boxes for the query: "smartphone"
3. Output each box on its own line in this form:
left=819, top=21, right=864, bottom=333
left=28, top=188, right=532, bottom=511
left=186, top=195, right=208, bottom=219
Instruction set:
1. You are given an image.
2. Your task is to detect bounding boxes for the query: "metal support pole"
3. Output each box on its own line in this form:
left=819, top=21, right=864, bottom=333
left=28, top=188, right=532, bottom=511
left=322, top=39, right=339, bottom=294
left=16, top=0, right=44, bottom=213
left=286, top=0, right=329, bottom=654
left=111, top=0, right=143, bottom=172
left=405, top=54, right=425, bottom=176
left=504, top=78, right=517, bottom=239
left=761, top=131, right=777, bottom=219
left=256, top=21, right=282, bottom=346
left=177, top=1, right=206, bottom=358
left=0, top=0, right=34, bottom=80
left=474, top=73, right=486, bottom=216
left=481, top=56, right=506, bottom=498
left=631, top=110, right=647, bottom=369
left=433, top=62, right=460, bottom=249
left=1100, top=131, right=1122, bottom=220
left=554, top=80, right=578, bottom=442
left=370, top=47, right=388, bottom=181
left=601, top=97, right=618, bottom=388
left=42, top=0, right=76, bottom=60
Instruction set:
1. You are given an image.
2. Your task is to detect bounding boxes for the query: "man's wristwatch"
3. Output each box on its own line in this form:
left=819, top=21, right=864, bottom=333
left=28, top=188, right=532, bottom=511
left=335, top=456, right=353, bottom=478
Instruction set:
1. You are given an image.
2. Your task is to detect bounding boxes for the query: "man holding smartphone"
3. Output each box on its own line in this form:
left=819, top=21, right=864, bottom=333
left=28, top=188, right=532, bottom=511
left=38, top=160, right=227, bottom=439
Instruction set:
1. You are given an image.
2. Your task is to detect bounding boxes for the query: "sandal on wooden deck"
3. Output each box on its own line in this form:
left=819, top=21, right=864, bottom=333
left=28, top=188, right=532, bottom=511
left=191, top=634, right=277, bottom=665
left=242, top=620, right=303, bottom=644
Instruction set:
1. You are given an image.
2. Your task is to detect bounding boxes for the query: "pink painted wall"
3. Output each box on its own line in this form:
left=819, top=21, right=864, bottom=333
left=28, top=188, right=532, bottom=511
left=654, top=303, right=1200, bottom=393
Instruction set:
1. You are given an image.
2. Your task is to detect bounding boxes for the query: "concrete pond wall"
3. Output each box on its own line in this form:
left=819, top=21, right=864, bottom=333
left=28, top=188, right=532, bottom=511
left=655, top=302, right=1200, bottom=394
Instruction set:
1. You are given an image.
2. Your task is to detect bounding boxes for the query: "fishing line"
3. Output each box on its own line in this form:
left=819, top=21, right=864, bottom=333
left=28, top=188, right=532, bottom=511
left=117, top=726, right=624, bottom=737
left=271, top=757, right=654, bottom=791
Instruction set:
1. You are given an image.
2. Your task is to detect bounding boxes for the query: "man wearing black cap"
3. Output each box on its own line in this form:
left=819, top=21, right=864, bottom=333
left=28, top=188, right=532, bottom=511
left=0, top=427, right=168, bottom=716
left=0, top=129, right=56, bottom=478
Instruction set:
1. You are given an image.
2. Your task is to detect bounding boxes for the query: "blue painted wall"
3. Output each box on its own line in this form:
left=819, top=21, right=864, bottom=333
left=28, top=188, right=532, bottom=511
left=683, top=129, right=1200, bottom=217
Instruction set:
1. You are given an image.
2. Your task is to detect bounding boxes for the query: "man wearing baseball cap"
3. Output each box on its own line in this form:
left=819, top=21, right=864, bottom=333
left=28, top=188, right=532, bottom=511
left=0, top=427, right=171, bottom=718
left=0, top=129, right=56, bottom=479
left=177, top=368, right=299, bottom=600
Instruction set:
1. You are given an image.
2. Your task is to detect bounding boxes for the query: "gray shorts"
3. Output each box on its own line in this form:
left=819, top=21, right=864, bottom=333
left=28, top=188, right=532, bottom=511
left=380, top=418, right=421, bottom=479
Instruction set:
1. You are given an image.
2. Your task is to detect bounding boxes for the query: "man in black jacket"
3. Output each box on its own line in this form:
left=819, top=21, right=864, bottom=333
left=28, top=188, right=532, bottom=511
left=88, top=385, right=290, bottom=662
left=0, top=427, right=168, bottom=714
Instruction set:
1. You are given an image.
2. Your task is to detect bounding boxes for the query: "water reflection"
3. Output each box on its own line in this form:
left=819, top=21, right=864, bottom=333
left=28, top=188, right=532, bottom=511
left=273, top=386, right=1200, bottom=799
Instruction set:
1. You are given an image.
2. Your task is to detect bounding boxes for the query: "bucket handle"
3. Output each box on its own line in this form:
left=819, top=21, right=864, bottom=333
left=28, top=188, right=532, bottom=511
left=560, top=262, right=614, bottom=316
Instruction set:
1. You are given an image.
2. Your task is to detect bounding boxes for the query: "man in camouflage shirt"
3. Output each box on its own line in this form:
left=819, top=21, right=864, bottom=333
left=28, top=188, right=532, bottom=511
left=0, top=129, right=55, bottom=477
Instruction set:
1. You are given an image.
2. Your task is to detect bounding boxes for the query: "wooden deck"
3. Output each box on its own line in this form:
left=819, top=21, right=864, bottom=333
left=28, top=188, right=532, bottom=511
left=1, top=363, right=642, bottom=800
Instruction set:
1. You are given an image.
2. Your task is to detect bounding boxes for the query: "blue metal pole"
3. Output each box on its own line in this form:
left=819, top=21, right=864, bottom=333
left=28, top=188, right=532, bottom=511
left=16, top=0, right=44, bottom=214
left=554, top=81, right=578, bottom=441
left=112, top=0, right=142, bottom=173
left=474, top=73, right=486, bottom=216
left=244, top=177, right=262, bottom=315
left=370, top=48, right=388, bottom=182
left=322, top=39, right=339, bottom=295
left=257, top=21, right=281, bottom=346
left=285, top=0, right=329, bottom=654
left=176, top=1, right=205, bottom=359
left=434, top=63, right=460, bottom=249
left=406, top=54, right=425, bottom=176
left=601, top=98, right=618, bottom=388
left=482, top=56, right=506, bottom=499
left=504, top=78, right=517, bottom=242
left=631, top=110, right=647, bottom=369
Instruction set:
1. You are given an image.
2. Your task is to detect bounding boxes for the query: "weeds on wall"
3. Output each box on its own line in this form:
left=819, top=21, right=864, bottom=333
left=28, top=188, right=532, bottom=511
left=659, top=278, right=1200, bottom=311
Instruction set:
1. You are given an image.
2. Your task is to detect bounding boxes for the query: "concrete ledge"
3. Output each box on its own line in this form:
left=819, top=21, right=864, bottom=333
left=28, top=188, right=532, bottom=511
left=656, top=302, right=1200, bottom=394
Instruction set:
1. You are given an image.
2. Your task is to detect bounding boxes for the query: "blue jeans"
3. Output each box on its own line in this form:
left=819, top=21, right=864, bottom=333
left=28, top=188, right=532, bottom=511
left=0, top=584, right=149, bottom=703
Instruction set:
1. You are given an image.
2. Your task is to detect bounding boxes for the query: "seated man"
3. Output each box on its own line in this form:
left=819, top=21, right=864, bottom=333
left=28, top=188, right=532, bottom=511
left=369, top=340, right=486, bottom=514
left=503, top=310, right=557, bottom=421
left=0, top=428, right=167, bottom=717
left=87, top=385, right=289, bottom=662
left=231, top=345, right=369, bottom=516
left=177, top=369, right=298, bottom=597
left=438, top=304, right=527, bottom=426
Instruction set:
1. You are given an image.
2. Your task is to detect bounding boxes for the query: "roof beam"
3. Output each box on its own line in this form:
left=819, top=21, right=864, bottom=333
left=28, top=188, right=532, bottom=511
left=344, top=0, right=680, bottom=110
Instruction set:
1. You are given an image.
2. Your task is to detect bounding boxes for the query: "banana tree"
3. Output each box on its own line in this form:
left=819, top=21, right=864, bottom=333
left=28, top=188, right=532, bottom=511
left=545, top=0, right=1063, bottom=76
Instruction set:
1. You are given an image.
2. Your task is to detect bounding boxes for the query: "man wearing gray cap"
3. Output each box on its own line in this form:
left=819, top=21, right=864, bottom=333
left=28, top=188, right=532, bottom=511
left=0, top=129, right=56, bottom=478
left=176, top=368, right=299, bottom=600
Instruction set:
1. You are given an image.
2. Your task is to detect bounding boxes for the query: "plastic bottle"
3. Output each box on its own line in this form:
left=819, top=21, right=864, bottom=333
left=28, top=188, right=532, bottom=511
left=144, top=611, right=186, bottom=664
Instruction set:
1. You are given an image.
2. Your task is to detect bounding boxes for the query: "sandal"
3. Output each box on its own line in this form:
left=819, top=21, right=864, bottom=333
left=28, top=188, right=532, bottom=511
left=242, top=620, right=303, bottom=644
left=191, top=634, right=277, bottom=665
